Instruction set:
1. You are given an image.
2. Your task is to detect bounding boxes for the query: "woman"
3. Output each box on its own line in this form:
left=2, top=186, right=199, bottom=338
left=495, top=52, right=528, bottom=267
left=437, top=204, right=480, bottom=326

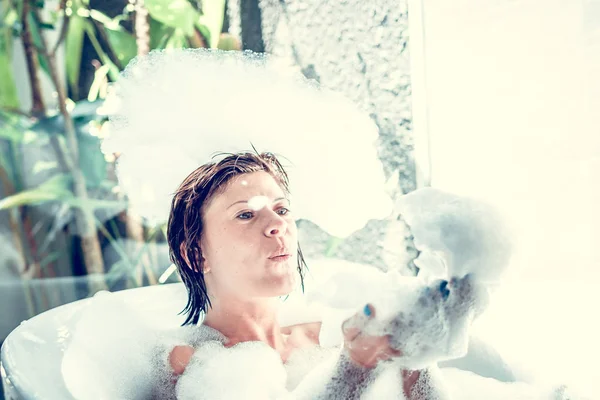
left=162, top=151, right=438, bottom=399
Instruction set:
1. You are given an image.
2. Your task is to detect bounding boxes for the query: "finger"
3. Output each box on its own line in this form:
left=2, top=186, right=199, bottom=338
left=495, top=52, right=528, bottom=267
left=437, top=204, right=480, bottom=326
left=342, top=304, right=375, bottom=341
left=349, top=332, right=389, bottom=355
left=365, top=303, right=376, bottom=318
left=363, top=347, right=396, bottom=367
left=424, top=279, right=449, bottom=301
left=375, top=351, right=393, bottom=363
left=367, top=346, right=403, bottom=367
left=382, top=345, right=403, bottom=358
left=281, top=326, right=292, bottom=335
left=439, top=279, right=450, bottom=299
left=344, top=326, right=362, bottom=343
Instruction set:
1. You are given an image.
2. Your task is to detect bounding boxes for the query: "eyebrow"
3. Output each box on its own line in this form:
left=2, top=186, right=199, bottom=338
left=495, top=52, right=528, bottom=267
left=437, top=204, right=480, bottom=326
left=227, top=197, right=289, bottom=210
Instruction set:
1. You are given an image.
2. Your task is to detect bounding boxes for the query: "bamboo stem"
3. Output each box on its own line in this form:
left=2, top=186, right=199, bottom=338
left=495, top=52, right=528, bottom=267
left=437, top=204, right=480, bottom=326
left=32, top=6, right=106, bottom=290
left=20, top=0, right=45, bottom=118
left=50, top=0, right=69, bottom=57
left=1, top=139, right=39, bottom=315
left=134, top=0, right=150, bottom=56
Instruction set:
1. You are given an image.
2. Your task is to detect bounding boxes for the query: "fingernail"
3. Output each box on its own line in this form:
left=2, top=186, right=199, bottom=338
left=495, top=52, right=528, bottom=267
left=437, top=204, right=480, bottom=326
left=363, top=304, right=372, bottom=317
left=439, top=280, right=448, bottom=292
left=440, top=280, right=450, bottom=299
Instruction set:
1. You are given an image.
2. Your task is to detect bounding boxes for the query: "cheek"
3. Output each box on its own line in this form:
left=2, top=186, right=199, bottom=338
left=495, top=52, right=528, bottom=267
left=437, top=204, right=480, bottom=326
left=209, top=229, right=258, bottom=264
left=287, top=219, right=298, bottom=236
left=202, top=227, right=232, bottom=264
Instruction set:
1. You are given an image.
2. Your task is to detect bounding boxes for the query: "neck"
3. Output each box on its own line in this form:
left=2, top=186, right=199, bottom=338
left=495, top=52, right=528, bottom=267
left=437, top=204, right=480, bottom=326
left=202, top=295, right=285, bottom=350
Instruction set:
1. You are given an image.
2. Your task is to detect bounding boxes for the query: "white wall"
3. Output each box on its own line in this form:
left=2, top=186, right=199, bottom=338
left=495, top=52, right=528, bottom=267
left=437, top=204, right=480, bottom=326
left=415, top=0, right=600, bottom=282
left=409, top=0, right=600, bottom=392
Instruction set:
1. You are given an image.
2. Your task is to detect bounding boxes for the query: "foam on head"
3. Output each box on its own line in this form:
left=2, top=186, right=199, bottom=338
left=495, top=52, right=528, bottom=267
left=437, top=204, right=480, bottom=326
left=247, top=195, right=269, bottom=211
left=102, top=48, right=392, bottom=237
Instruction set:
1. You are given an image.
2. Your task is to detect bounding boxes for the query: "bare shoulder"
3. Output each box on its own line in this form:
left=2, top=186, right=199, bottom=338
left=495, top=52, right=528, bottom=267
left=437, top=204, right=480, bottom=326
left=303, top=321, right=323, bottom=344
left=281, top=321, right=323, bottom=346
left=169, top=345, right=195, bottom=375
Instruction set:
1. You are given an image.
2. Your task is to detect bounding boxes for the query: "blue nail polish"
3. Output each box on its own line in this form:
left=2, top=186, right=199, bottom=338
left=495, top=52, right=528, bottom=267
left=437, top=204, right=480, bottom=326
left=440, top=280, right=450, bottom=299
left=364, top=304, right=372, bottom=317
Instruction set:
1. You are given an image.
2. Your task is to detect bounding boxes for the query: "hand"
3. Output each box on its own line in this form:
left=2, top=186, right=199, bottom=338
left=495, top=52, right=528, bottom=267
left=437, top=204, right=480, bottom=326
left=341, top=304, right=402, bottom=368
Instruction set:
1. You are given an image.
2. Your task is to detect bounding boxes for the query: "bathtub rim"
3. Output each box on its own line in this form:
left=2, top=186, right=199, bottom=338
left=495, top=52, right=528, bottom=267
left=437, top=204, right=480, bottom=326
left=1, top=283, right=187, bottom=400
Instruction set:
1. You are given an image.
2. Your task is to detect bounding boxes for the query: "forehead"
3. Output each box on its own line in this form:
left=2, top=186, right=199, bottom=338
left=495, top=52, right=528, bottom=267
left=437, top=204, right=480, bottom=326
left=209, top=171, right=285, bottom=208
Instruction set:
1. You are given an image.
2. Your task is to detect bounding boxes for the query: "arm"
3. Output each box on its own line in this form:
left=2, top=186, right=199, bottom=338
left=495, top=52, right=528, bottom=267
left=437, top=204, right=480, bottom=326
left=317, top=349, right=379, bottom=400
left=169, top=345, right=195, bottom=376
left=328, top=303, right=450, bottom=400
left=293, top=306, right=426, bottom=400
left=291, top=347, right=380, bottom=400
left=401, top=368, right=451, bottom=400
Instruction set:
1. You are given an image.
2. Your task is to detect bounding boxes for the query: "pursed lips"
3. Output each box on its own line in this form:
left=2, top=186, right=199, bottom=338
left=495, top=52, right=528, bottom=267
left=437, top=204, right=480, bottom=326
left=268, top=247, right=291, bottom=260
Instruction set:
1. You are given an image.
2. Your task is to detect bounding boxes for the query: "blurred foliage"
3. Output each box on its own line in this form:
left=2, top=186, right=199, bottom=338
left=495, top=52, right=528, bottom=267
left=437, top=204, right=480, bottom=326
left=0, top=0, right=239, bottom=310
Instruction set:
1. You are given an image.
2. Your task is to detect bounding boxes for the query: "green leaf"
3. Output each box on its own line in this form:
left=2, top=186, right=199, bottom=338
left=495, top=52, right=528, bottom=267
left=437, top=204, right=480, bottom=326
left=22, top=129, right=41, bottom=144
left=87, top=64, right=111, bottom=102
left=77, top=132, right=107, bottom=188
left=84, top=21, right=120, bottom=81
left=195, top=23, right=211, bottom=46
left=149, top=17, right=172, bottom=49
left=197, top=0, right=226, bottom=48
left=88, top=9, right=121, bottom=30
left=66, top=197, right=128, bottom=212
left=145, top=0, right=199, bottom=37
left=65, top=13, right=86, bottom=99
left=38, top=22, right=55, bottom=30
left=0, top=174, right=73, bottom=210
left=165, top=28, right=188, bottom=49
left=26, top=12, right=52, bottom=79
left=217, top=33, right=241, bottom=51
left=0, top=119, right=23, bottom=142
left=40, top=251, right=61, bottom=270
left=2, top=8, right=19, bottom=30
left=104, top=27, right=137, bottom=67
left=32, top=160, right=58, bottom=175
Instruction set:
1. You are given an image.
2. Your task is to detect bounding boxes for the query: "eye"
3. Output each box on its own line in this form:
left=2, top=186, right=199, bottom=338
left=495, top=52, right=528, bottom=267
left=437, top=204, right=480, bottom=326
left=276, top=207, right=290, bottom=216
left=237, top=211, right=254, bottom=220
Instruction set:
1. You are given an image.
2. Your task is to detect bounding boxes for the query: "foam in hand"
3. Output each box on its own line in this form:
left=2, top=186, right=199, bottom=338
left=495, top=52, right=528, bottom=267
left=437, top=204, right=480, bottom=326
left=308, top=188, right=512, bottom=369
left=397, top=187, right=513, bottom=283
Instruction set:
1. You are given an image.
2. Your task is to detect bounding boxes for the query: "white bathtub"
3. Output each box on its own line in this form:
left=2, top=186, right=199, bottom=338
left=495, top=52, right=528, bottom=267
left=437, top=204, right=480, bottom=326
left=0, top=279, right=335, bottom=400
left=3, top=275, right=595, bottom=399
left=1, top=284, right=188, bottom=400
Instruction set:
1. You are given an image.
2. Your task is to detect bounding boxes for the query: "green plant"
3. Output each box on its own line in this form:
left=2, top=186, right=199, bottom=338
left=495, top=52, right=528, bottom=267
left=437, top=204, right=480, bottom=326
left=0, top=0, right=234, bottom=313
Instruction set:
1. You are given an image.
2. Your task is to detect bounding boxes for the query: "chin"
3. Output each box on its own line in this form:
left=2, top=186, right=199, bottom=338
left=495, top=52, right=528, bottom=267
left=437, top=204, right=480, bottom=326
left=262, top=273, right=297, bottom=297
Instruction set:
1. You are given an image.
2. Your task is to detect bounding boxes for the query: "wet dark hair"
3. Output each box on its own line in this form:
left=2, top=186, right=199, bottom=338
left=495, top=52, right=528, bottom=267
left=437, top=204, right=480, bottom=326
left=167, top=151, right=307, bottom=326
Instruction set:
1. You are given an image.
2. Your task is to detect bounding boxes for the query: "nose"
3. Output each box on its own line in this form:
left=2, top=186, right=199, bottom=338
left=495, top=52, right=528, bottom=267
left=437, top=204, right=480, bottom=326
left=264, top=213, right=287, bottom=237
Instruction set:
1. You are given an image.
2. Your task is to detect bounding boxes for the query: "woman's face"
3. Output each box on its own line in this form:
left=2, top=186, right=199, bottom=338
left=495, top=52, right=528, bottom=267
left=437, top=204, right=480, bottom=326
left=200, top=171, right=298, bottom=300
